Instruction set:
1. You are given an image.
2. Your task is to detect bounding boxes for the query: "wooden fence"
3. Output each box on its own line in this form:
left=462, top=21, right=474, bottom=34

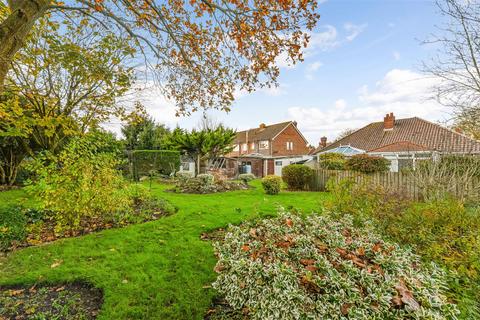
left=310, top=169, right=480, bottom=201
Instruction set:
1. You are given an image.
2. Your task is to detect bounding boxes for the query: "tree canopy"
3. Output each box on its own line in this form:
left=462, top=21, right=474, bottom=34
left=165, top=125, right=236, bottom=175
left=0, top=0, right=320, bottom=113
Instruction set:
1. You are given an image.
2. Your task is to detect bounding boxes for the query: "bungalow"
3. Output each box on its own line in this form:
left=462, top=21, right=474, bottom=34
left=224, top=121, right=311, bottom=177
left=314, top=113, right=480, bottom=172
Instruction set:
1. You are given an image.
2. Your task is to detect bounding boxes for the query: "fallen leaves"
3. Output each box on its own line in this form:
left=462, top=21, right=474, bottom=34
left=392, top=280, right=420, bottom=310
left=50, top=259, right=63, bottom=269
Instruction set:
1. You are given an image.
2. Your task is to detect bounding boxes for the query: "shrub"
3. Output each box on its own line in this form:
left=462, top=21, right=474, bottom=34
left=410, top=156, right=480, bottom=203
left=261, top=175, right=282, bottom=195
left=25, top=134, right=137, bottom=235
left=238, top=173, right=255, bottom=184
left=212, top=213, right=458, bottom=320
left=175, top=171, right=194, bottom=182
left=130, top=150, right=181, bottom=181
left=173, top=175, right=246, bottom=194
left=196, top=173, right=215, bottom=185
left=0, top=205, right=27, bottom=251
left=346, top=154, right=390, bottom=174
left=281, top=164, right=313, bottom=190
left=327, top=178, right=480, bottom=317
left=318, top=152, right=346, bottom=170
left=378, top=199, right=480, bottom=278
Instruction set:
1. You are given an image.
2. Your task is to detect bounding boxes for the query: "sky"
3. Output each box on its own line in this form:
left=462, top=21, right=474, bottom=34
left=109, top=0, right=450, bottom=146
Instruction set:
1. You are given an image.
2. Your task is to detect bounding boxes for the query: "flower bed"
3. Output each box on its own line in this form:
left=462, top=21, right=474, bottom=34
left=172, top=174, right=249, bottom=194
left=211, top=213, right=458, bottom=319
left=0, top=282, right=102, bottom=320
left=1, top=197, right=177, bottom=252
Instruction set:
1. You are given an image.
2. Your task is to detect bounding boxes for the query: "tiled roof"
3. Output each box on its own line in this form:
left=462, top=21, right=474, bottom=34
left=234, top=121, right=293, bottom=144
left=369, top=141, right=430, bottom=153
left=319, top=117, right=480, bottom=154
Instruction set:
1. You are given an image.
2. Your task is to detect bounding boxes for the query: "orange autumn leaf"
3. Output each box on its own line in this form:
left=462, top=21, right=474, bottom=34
left=241, top=244, right=250, bottom=252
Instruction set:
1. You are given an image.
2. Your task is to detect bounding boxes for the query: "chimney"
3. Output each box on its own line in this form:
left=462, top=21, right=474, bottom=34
left=384, top=112, right=395, bottom=130
left=259, top=123, right=266, bottom=129
left=320, top=136, right=327, bottom=148
left=292, top=121, right=298, bottom=127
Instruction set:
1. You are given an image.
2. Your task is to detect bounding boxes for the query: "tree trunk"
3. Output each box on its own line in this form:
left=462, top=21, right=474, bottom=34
left=0, top=0, right=49, bottom=93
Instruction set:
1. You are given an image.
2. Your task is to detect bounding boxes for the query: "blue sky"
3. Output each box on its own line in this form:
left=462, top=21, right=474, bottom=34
left=120, top=0, right=449, bottom=146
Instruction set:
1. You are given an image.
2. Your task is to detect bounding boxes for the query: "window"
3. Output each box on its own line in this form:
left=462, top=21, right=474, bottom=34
left=286, top=141, right=294, bottom=150
left=250, top=142, right=255, bottom=150
left=275, top=161, right=283, bottom=166
left=233, top=144, right=239, bottom=152
left=259, top=140, right=269, bottom=149
left=242, top=143, right=248, bottom=151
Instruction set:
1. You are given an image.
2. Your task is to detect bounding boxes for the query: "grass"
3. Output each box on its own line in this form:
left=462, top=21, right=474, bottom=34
left=0, top=181, right=331, bottom=319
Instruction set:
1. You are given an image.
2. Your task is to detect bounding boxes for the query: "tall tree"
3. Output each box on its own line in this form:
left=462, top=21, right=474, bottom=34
left=166, top=125, right=235, bottom=175
left=0, top=0, right=320, bottom=112
left=0, top=16, right=135, bottom=185
left=122, top=116, right=170, bottom=150
left=423, top=0, right=480, bottom=139
left=2, top=16, right=134, bottom=154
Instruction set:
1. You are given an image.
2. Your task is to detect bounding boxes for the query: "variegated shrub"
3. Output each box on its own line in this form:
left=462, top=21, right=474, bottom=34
left=212, top=213, right=458, bottom=320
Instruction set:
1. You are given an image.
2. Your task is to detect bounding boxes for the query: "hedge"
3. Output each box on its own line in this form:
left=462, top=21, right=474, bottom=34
left=346, top=154, right=390, bottom=174
left=129, top=150, right=180, bottom=181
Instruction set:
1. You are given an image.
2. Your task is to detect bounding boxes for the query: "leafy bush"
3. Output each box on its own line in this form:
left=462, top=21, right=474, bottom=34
left=281, top=164, right=313, bottom=190
left=0, top=205, right=27, bottom=251
left=173, top=175, right=246, bottom=194
left=130, top=150, right=181, bottom=181
left=346, top=154, right=390, bottom=174
left=326, top=177, right=409, bottom=218
left=261, top=175, right=282, bottom=195
left=238, top=173, right=255, bottom=184
left=212, top=213, right=458, bottom=320
left=318, top=152, right=346, bottom=170
left=379, top=199, right=480, bottom=278
left=327, top=178, right=480, bottom=318
left=175, top=172, right=194, bottom=181
left=196, top=173, right=215, bottom=185
left=25, top=134, right=138, bottom=235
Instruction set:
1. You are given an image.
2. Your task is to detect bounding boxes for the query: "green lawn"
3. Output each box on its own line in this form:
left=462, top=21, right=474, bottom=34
left=0, top=181, right=330, bottom=319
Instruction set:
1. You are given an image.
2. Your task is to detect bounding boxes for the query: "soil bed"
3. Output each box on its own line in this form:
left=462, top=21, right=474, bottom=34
left=0, top=282, right=103, bottom=320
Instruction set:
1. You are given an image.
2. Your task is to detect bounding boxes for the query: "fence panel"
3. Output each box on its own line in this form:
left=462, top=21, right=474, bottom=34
left=311, top=169, right=480, bottom=200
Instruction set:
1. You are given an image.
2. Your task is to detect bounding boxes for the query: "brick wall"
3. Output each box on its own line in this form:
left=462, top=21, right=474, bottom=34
left=272, top=124, right=310, bottom=156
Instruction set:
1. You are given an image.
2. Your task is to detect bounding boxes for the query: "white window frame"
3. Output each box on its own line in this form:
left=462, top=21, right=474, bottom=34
left=233, top=144, right=239, bottom=152
left=259, top=140, right=269, bottom=149
left=286, top=141, right=294, bottom=150
left=242, top=143, right=248, bottom=152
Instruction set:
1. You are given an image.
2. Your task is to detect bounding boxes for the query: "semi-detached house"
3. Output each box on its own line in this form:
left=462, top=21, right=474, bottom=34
left=224, top=121, right=311, bottom=177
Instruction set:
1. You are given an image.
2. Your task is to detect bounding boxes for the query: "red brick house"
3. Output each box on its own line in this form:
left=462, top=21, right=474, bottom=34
left=224, top=121, right=311, bottom=177
left=314, top=113, right=480, bottom=172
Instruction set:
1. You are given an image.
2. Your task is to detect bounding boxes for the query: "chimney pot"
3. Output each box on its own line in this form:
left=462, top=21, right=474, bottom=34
left=320, top=136, right=327, bottom=148
left=384, top=112, right=395, bottom=130
left=259, top=123, right=266, bottom=129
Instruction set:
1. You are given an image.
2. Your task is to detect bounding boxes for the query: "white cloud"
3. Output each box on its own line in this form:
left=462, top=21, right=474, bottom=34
left=393, top=51, right=401, bottom=61
left=307, top=25, right=339, bottom=52
left=344, top=23, right=367, bottom=41
left=305, top=61, right=323, bottom=80
left=288, top=69, right=448, bottom=142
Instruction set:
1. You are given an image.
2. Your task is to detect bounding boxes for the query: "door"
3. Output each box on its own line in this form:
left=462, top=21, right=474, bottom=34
left=274, top=160, right=283, bottom=176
